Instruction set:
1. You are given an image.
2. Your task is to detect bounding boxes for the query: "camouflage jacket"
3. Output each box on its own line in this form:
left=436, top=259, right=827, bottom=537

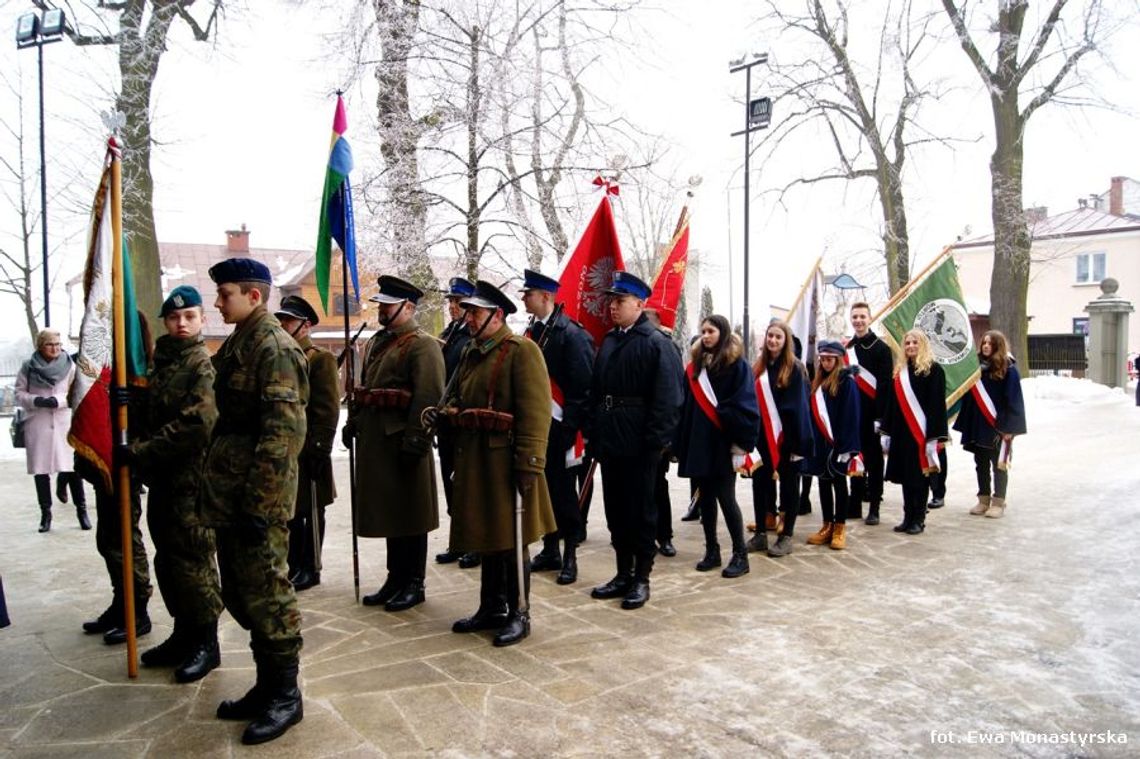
left=200, top=306, right=309, bottom=525
left=130, top=333, right=217, bottom=518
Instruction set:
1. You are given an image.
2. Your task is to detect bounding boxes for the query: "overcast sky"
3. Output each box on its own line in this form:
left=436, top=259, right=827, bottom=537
left=1, top=0, right=1137, bottom=345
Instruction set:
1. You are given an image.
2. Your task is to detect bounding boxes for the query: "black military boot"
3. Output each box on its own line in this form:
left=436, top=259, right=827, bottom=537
left=83, top=596, right=123, bottom=635
left=384, top=579, right=425, bottom=612
left=722, top=550, right=750, bottom=579
left=556, top=542, right=578, bottom=585
left=104, top=597, right=151, bottom=645
left=141, top=619, right=190, bottom=667
left=175, top=621, right=221, bottom=683
left=529, top=535, right=562, bottom=572
left=591, top=552, right=634, bottom=599
left=241, top=661, right=303, bottom=745
left=362, top=575, right=400, bottom=607
left=218, top=657, right=270, bottom=720
left=865, top=501, right=881, bottom=526
left=621, top=554, right=653, bottom=610
left=457, top=552, right=481, bottom=569
left=453, top=556, right=509, bottom=633
left=695, top=543, right=721, bottom=572
left=435, top=548, right=462, bottom=564
left=905, top=504, right=926, bottom=535
left=494, top=553, right=531, bottom=647
left=290, top=568, right=320, bottom=592
left=38, top=505, right=52, bottom=533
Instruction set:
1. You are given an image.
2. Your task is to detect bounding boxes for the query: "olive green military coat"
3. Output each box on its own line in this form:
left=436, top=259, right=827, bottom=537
left=294, top=336, right=339, bottom=518
left=200, top=306, right=309, bottom=526
left=353, top=318, right=444, bottom=538
left=447, top=324, right=556, bottom=553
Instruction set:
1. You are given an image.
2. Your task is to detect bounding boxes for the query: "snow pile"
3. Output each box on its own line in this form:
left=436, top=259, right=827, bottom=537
left=1024, top=375, right=1132, bottom=406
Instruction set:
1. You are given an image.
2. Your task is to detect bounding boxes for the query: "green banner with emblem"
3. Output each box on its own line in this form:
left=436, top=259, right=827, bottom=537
left=875, top=252, right=979, bottom=409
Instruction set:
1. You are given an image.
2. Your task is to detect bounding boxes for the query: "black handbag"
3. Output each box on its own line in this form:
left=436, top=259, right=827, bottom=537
left=10, top=408, right=26, bottom=449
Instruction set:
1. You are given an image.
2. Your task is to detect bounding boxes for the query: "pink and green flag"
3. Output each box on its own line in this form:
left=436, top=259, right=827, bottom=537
left=315, top=95, right=359, bottom=314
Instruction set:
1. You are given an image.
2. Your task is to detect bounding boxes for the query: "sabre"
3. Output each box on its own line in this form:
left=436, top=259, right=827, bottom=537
left=310, top=479, right=322, bottom=572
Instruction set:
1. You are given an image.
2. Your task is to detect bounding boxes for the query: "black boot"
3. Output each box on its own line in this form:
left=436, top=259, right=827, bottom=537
left=75, top=505, right=92, bottom=530
left=385, top=580, right=425, bottom=612
left=218, top=657, right=270, bottom=720
left=681, top=496, right=701, bottom=521
left=83, top=596, right=123, bottom=635
left=556, top=542, right=578, bottom=585
left=38, top=505, right=51, bottom=533
left=103, top=598, right=151, bottom=645
left=362, top=576, right=400, bottom=607
left=529, top=536, right=562, bottom=572
left=141, top=620, right=190, bottom=667
left=241, top=662, right=303, bottom=745
left=695, top=543, right=721, bottom=572
left=865, top=501, right=881, bottom=526
left=722, top=550, right=750, bottom=579
left=591, top=552, right=634, bottom=599
left=435, top=548, right=462, bottom=564
left=175, top=621, right=221, bottom=683
left=290, top=568, right=320, bottom=592
left=493, top=610, right=530, bottom=647
left=494, top=554, right=531, bottom=646
left=458, top=552, right=481, bottom=569
left=745, top=531, right=768, bottom=553
left=621, top=554, right=653, bottom=610
left=453, top=556, right=509, bottom=632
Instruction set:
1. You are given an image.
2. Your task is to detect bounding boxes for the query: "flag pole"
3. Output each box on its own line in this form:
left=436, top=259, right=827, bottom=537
left=343, top=241, right=361, bottom=605
left=870, top=246, right=954, bottom=324
left=785, top=255, right=824, bottom=322
left=109, top=138, right=138, bottom=678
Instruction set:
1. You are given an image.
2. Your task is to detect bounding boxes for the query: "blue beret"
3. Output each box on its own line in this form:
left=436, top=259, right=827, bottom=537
left=519, top=268, right=560, bottom=294
left=460, top=280, right=518, bottom=315
left=208, top=257, right=272, bottom=286
left=161, top=285, right=202, bottom=317
left=275, top=295, right=320, bottom=326
left=605, top=270, right=652, bottom=300
left=443, top=277, right=476, bottom=298
left=817, top=340, right=846, bottom=357
left=369, top=275, right=424, bottom=305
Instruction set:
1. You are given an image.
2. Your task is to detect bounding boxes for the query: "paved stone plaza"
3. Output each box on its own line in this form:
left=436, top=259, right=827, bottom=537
left=1, top=380, right=1138, bottom=757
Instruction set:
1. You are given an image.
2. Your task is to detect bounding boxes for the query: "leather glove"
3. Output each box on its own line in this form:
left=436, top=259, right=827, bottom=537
left=420, top=406, right=440, bottom=430
left=34, top=396, right=59, bottom=408
left=234, top=512, right=269, bottom=544
left=516, top=471, right=537, bottom=496
left=925, top=440, right=940, bottom=470
left=341, top=420, right=355, bottom=448
left=881, top=435, right=891, bottom=454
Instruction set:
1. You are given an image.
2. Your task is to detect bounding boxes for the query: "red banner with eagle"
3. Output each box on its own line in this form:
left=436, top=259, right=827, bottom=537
left=556, top=178, right=625, bottom=346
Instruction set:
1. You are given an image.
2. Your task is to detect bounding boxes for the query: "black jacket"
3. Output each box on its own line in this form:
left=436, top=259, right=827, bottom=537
left=588, top=312, right=684, bottom=459
left=847, top=330, right=894, bottom=422
left=440, top=319, right=472, bottom=381
left=674, top=343, right=760, bottom=478
left=527, top=310, right=595, bottom=436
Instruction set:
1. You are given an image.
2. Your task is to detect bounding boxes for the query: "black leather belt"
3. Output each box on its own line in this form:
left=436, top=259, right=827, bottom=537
left=601, top=395, right=643, bottom=410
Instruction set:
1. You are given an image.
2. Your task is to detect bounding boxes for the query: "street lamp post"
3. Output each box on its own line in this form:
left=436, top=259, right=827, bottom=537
left=15, top=7, right=66, bottom=329
left=729, top=53, right=771, bottom=360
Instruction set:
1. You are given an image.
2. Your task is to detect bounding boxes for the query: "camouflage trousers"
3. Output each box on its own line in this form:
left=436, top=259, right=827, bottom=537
left=94, top=481, right=152, bottom=603
left=145, top=491, right=222, bottom=626
left=215, top=521, right=302, bottom=668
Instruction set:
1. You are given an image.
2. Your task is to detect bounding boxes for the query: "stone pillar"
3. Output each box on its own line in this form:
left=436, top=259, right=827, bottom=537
left=1084, top=278, right=1134, bottom=389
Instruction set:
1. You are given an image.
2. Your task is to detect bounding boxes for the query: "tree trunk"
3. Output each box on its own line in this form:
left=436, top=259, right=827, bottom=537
left=988, top=96, right=1031, bottom=368
left=877, top=163, right=911, bottom=294
left=465, top=25, right=481, bottom=281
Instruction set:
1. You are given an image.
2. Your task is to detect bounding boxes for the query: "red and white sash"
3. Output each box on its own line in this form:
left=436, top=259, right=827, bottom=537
left=810, top=387, right=834, bottom=447
left=551, top=380, right=585, bottom=469
left=847, top=453, right=865, bottom=477
left=755, top=369, right=784, bottom=475
left=688, top=364, right=723, bottom=431
left=894, top=369, right=935, bottom=472
left=844, top=343, right=878, bottom=399
left=970, top=379, right=998, bottom=428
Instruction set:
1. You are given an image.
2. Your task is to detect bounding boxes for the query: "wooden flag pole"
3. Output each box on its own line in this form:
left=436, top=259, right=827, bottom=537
left=785, top=255, right=824, bottom=322
left=109, top=140, right=138, bottom=678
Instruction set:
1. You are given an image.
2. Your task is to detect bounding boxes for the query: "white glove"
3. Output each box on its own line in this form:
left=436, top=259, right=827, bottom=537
left=836, top=452, right=851, bottom=463
left=873, top=420, right=881, bottom=435
left=732, top=453, right=746, bottom=471
left=790, top=454, right=803, bottom=462
left=881, top=435, right=890, bottom=454
left=925, top=440, right=940, bottom=470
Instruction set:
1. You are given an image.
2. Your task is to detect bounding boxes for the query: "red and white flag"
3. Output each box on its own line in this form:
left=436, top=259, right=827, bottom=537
left=644, top=212, right=690, bottom=331
left=556, top=180, right=625, bottom=346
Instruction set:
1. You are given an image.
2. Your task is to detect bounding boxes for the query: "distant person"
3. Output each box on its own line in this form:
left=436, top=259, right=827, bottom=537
left=953, top=330, right=1027, bottom=519
left=14, top=329, right=88, bottom=533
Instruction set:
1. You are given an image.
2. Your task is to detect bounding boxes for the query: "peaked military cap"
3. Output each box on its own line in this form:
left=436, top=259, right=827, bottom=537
left=605, top=270, right=652, bottom=300
left=519, top=268, right=560, bottom=294
left=208, top=257, right=273, bottom=286
left=817, top=339, right=846, bottom=357
left=369, top=275, right=424, bottom=305
left=460, top=280, right=518, bottom=315
left=160, top=285, right=202, bottom=317
left=275, top=294, right=320, bottom=326
left=442, top=276, right=476, bottom=299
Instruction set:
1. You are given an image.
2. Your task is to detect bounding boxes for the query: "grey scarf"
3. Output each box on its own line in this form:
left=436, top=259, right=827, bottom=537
left=24, top=351, right=72, bottom=390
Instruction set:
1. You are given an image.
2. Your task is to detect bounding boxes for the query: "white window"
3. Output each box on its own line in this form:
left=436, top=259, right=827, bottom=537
left=1075, top=251, right=1106, bottom=284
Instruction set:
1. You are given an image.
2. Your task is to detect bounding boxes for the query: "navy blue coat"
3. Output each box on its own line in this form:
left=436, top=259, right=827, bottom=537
left=883, top=362, right=947, bottom=484
left=953, top=361, right=1026, bottom=452
left=804, top=370, right=862, bottom=479
left=440, top=319, right=472, bottom=381
left=528, top=309, right=595, bottom=448
left=755, top=358, right=813, bottom=471
left=675, top=354, right=760, bottom=478
left=588, top=313, right=684, bottom=459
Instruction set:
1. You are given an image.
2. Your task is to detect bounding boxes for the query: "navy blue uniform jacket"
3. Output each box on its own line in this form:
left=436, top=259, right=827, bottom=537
left=756, top=359, right=814, bottom=469
left=675, top=355, right=760, bottom=478
left=952, top=361, right=1026, bottom=452
left=529, top=310, right=595, bottom=449
left=804, top=370, right=862, bottom=479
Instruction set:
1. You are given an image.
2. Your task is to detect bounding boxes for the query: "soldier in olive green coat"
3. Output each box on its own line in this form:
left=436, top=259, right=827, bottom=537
left=200, top=258, right=308, bottom=746
left=275, top=295, right=339, bottom=592
left=130, top=285, right=223, bottom=684
left=432, top=280, right=556, bottom=648
left=346, top=276, right=444, bottom=612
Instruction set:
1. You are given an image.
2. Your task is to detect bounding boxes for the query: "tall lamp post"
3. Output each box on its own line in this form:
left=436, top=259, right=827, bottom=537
left=729, top=53, right=771, bottom=359
left=15, top=7, right=66, bottom=329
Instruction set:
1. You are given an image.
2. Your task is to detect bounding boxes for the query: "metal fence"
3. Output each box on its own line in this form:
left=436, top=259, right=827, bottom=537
left=1027, top=334, right=1087, bottom=377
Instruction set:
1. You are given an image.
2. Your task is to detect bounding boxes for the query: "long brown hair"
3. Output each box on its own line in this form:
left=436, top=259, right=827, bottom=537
left=690, top=314, right=738, bottom=375
left=980, top=329, right=1010, bottom=379
left=812, top=354, right=843, bottom=397
left=753, top=320, right=797, bottom=389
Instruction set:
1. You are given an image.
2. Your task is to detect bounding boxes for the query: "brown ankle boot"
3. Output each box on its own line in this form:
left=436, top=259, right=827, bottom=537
left=969, top=495, right=991, bottom=515
left=984, top=497, right=1006, bottom=519
left=829, top=523, right=847, bottom=550
left=806, top=522, right=833, bottom=545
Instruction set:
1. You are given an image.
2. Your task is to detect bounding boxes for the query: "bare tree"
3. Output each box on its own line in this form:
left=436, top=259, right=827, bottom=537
left=756, top=0, right=952, bottom=294
left=940, top=0, right=1126, bottom=365
left=38, top=0, right=223, bottom=318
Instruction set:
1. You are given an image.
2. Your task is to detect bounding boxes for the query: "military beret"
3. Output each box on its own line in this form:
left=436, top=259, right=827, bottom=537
left=442, top=276, right=476, bottom=299
left=275, top=294, right=320, bottom=326
left=369, top=275, right=424, bottom=305
left=605, top=270, right=652, bottom=300
left=460, top=280, right=518, bottom=315
left=519, top=268, right=559, bottom=294
left=817, top=340, right=846, bottom=357
left=208, top=257, right=272, bottom=286
left=160, top=285, right=202, bottom=317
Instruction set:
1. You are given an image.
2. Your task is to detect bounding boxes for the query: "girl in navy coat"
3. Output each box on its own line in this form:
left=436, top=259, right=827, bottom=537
left=804, top=341, right=861, bottom=550
left=882, top=329, right=948, bottom=535
left=953, top=330, right=1026, bottom=518
left=749, top=320, right=813, bottom=557
left=674, top=315, right=760, bottom=578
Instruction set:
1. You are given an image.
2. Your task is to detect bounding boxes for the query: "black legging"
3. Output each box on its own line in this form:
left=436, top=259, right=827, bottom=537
left=818, top=476, right=849, bottom=524
left=974, top=446, right=1008, bottom=499
left=751, top=458, right=802, bottom=536
left=696, top=472, right=746, bottom=553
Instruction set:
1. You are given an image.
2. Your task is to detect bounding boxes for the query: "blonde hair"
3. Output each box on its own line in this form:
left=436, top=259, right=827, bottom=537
left=36, top=328, right=61, bottom=350
left=895, top=329, right=935, bottom=377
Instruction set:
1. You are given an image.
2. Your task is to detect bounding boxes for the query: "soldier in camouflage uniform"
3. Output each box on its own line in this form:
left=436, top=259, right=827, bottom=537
left=275, top=295, right=339, bottom=592
left=201, top=258, right=308, bottom=746
left=128, top=285, right=224, bottom=683
left=345, top=276, right=444, bottom=612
